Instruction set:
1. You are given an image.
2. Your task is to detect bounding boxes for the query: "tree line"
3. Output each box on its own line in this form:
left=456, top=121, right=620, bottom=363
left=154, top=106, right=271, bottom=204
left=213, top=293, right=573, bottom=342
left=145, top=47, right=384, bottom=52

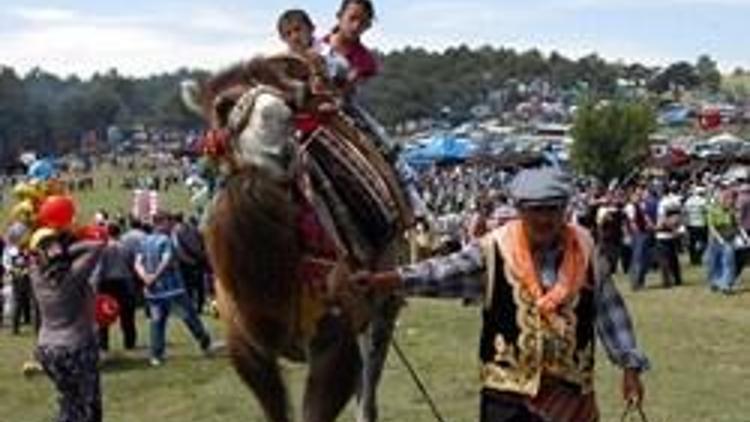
left=0, top=46, right=728, bottom=166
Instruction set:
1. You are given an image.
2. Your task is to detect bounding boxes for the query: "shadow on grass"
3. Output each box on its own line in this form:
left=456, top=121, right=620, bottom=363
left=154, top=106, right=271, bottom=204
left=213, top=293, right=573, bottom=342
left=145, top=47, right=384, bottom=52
left=101, top=350, right=229, bottom=375
left=101, top=357, right=149, bottom=374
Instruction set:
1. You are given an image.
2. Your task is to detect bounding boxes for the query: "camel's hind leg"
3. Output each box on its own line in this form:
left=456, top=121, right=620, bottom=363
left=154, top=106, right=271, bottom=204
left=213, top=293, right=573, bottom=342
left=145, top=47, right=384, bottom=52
left=227, top=324, right=292, bottom=422
left=302, top=315, right=362, bottom=422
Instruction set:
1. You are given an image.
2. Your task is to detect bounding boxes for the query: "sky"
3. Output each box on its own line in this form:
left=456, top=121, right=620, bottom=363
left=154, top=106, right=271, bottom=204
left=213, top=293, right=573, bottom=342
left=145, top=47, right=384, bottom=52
left=1, top=0, right=749, bottom=78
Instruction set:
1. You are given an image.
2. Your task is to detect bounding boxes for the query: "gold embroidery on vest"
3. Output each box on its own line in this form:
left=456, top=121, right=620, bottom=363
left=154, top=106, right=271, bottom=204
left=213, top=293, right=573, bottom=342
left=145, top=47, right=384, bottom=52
left=480, top=231, right=595, bottom=396
left=481, top=264, right=543, bottom=395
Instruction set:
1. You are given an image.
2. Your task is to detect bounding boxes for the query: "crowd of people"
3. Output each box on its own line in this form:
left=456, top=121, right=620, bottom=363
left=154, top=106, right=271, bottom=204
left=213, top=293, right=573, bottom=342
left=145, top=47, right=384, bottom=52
left=0, top=209, right=215, bottom=353
left=0, top=208, right=217, bottom=420
left=2, top=0, right=744, bottom=420
left=410, top=163, right=750, bottom=295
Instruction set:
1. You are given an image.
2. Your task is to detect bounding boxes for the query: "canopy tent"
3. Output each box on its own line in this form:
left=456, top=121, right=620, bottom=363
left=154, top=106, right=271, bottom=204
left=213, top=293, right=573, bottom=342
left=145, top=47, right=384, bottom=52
left=402, top=134, right=478, bottom=167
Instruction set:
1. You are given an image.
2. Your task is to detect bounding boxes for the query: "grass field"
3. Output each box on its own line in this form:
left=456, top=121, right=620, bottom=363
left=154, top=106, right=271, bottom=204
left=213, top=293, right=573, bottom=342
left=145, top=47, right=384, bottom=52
left=1, top=161, right=191, bottom=227
left=1, top=268, right=749, bottom=422
left=2, top=166, right=750, bottom=421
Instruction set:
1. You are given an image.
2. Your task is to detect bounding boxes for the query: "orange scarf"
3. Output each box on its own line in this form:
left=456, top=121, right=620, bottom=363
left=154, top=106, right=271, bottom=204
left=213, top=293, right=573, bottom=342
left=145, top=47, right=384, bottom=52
left=499, top=220, right=591, bottom=318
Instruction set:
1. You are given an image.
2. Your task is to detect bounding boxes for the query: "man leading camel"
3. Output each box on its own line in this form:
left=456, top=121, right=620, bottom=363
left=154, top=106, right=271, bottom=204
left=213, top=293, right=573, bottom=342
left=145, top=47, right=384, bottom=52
left=351, top=167, right=649, bottom=422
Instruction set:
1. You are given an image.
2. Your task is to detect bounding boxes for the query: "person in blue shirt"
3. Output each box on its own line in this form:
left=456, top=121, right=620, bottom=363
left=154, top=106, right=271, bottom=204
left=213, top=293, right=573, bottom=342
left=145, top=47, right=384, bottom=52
left=134, top=212, right=213, bottom=366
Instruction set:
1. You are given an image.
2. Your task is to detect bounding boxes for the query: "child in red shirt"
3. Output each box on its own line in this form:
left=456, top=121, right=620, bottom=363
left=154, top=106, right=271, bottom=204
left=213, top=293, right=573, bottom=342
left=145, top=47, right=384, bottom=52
left=322, top=0, right=379, bottom=93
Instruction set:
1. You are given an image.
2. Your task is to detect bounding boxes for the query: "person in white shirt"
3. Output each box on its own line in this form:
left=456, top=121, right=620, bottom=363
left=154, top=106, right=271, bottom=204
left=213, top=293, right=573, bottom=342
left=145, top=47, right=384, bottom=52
left=655, top=188, right=683, bottom=287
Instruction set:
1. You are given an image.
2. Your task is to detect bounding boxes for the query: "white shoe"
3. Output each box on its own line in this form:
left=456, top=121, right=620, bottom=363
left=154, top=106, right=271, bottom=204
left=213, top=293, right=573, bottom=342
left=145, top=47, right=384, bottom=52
left=202, top=340, right=225, bottom=357
left=149, top=358, right=163, bottom=367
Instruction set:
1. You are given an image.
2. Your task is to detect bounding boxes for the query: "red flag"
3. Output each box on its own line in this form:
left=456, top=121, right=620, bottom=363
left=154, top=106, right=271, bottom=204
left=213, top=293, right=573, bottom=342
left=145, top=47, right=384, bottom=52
left=699, top=109, right=721, bottom=131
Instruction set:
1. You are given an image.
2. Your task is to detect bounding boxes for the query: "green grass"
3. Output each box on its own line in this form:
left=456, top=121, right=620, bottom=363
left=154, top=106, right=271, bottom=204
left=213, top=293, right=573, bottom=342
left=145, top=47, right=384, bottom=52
left=1, top=162, right=192, bottom=227
left=1, top=268, right=749, bottom=422
left=2, top=165, right=750, bottom=421
left=723, top=73, right=750, bottom=93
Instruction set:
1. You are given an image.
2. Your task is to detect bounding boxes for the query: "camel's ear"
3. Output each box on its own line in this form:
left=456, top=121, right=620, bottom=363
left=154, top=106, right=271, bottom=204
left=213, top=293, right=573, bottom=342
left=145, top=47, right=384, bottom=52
left=180, top=79, right=207, bottom=117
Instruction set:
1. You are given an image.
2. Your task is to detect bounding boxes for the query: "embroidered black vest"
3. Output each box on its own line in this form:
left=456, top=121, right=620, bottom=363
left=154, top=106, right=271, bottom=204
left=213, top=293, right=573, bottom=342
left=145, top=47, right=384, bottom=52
left=478, top=239, right=596, bottom=397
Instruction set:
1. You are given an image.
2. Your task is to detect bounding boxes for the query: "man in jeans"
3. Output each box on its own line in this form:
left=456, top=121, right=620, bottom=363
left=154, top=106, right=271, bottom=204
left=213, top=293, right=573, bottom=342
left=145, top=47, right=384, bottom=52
left=625, top=187, right=655, bottom=290
left=655, top=187, right=683, bottom=287
left=171, top=214, right=208, bottom=314
left=684, top=186, right=708, bottom=265
left=96, top=224, right=138, bottom=353
left=706, top=188, right=744, bottom=294
left=134, top=212, right=213, bottom=366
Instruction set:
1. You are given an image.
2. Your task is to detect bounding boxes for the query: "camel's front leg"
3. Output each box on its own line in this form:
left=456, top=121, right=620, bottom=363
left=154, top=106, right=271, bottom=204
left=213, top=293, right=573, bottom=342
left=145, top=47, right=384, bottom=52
left=226, top=320, right=293, bottom=422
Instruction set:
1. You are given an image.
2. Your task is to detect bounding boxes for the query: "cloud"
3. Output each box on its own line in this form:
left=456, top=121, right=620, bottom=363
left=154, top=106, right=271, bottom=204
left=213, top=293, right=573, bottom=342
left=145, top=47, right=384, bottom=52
left=559, top=0, right=750, bottom=10
left=10, top=7, right=79, bottom=23
left=0, top=6, right=281, bottom=77
left=1, top=2, right=747, bottom=77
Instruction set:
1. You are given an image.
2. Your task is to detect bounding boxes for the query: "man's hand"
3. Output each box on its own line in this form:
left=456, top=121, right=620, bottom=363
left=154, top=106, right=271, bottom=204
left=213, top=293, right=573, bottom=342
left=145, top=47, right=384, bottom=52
left=345, top=270, right=402, bottom=295
left=622, top=368, right=644, bottom=407
left=346, top=271, right=375, bottom=296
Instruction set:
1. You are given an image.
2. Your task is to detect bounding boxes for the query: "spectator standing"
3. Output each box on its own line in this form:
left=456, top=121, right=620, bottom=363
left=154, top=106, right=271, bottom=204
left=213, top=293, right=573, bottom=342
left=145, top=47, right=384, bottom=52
left=655, top=188, right=683, bottom=287
left=684, top=186, right=709, bottom=265
left=625, top=188, right=655, bottom=290
left=95, top=224, right=138, bottom=352
left=733, top=182, right=750, bottom=274
left=3, top=243, right=36, bottom=334
left=171, top=214, right=209, bottom=314
left=135, top=213, right=213, bottom=366
left=595, top=193, right=626, bottom=276
left=706, top=188, right=743, bottom=294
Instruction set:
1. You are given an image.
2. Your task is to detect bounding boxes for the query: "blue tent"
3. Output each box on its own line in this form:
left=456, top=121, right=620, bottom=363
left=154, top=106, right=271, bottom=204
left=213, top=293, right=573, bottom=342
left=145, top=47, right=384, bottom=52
left=402, top=134, right=477, bottom=167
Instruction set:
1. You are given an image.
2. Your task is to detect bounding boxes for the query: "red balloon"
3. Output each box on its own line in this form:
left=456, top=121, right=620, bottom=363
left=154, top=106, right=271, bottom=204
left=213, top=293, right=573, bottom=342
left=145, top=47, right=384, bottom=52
left=38, top=195, right=76, bottom=229
left=95, top=294, right=120, bottom=327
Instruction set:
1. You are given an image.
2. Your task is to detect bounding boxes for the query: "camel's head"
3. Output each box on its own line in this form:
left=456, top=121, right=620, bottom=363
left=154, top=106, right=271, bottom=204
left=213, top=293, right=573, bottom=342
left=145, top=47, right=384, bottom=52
left=227, top=86, right=297, bottom=182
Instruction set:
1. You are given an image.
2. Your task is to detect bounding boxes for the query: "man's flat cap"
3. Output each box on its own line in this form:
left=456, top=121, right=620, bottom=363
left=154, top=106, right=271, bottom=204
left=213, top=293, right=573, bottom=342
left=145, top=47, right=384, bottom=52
left=510, top=167, right=573, bottom=206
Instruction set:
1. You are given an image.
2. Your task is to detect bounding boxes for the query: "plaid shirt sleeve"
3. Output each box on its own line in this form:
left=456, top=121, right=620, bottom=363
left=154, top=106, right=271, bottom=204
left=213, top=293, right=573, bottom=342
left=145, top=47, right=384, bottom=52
left=595, top=272, right=651, bottom=372
left=397, top=242, right=485, bottom=299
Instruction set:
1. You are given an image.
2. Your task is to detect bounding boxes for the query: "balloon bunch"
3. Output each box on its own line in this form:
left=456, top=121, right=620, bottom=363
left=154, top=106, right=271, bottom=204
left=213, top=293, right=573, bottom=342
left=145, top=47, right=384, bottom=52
left=5, top=158, right=77, bottom=249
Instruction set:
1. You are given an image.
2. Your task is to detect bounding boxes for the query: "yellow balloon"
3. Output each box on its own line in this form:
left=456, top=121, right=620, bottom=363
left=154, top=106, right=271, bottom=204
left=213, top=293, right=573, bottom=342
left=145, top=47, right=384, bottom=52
left=12, top=182, right=45, bottom=202
left=9, top=200, right=35, bottom=223
left=13, top=182, right=33, bottom=198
